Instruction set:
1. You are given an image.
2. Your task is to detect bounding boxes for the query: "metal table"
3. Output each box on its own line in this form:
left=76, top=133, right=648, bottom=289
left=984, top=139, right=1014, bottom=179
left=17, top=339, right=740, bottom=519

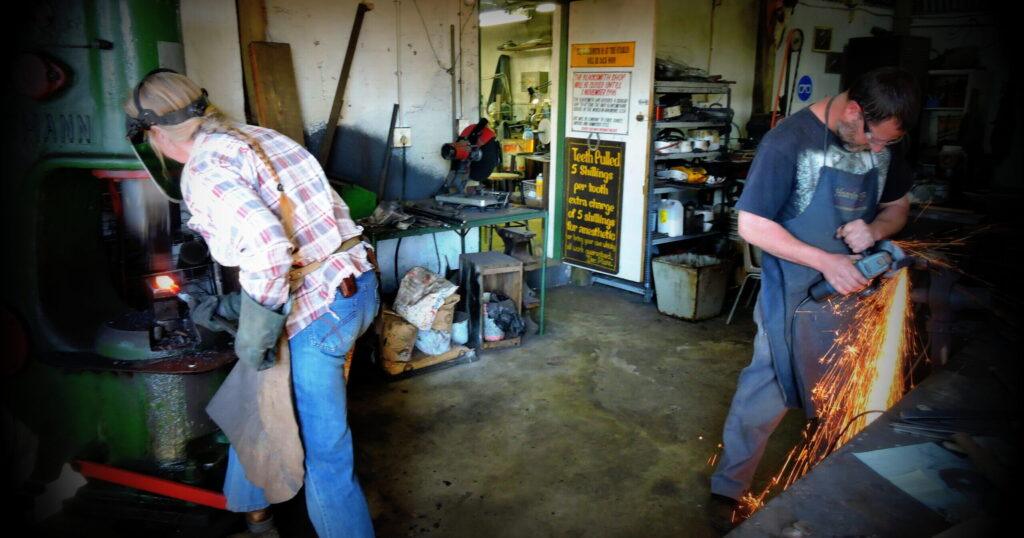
left=364, top=202, right=548, bottom=335
left=730, top=367, right=1009, bottom=537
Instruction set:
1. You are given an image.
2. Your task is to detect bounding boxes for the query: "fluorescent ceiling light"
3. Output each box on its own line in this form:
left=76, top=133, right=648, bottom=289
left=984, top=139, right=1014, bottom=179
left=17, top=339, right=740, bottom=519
left=536, top=3, right=557, bottom=13
left=480, top=8, right=531, bottom=27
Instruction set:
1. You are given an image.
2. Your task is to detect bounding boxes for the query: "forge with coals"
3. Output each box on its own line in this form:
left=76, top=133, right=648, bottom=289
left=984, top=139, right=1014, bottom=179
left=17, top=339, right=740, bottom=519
left=89, top=169, right=229, bottom=366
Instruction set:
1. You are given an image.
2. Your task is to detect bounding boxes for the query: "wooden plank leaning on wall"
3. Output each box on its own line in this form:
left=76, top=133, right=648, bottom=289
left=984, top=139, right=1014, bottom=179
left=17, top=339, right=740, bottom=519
left=237, top=0, right=267, bottom=123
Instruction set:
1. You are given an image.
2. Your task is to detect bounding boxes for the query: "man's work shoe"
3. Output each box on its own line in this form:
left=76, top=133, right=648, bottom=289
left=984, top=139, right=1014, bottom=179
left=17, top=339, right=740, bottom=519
left=228, top=529, right=279, bottom=538
left=229, top=512, right=279, bottom=538
left=707, top=493, right=740, bottom=534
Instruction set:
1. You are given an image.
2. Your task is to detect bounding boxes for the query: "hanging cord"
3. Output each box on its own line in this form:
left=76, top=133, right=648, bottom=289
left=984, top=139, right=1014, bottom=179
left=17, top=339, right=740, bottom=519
left=394, top=0, right=403, bottom=125
left=432, top=232, right=444, bottom=275
left=410, top=0, right=476, bottom=75
left=401, top=145, right=408, bottom=201
left=828, top=409, right=886, bottom=453
left=393, top=237, right=403, bottom=290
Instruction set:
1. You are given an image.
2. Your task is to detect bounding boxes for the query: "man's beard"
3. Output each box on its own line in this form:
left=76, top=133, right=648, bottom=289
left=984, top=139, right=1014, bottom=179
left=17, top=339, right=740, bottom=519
left=835, top=119, right=869, bottom=152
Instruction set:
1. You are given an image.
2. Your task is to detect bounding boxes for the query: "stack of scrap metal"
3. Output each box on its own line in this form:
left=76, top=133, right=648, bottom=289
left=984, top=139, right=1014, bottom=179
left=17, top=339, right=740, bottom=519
left=889, top=409, right=1017, bottom=440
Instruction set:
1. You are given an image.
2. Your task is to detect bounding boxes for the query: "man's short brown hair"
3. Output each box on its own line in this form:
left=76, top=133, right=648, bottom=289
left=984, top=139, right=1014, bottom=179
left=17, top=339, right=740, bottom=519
left=849, top=67, right=921, bottom=130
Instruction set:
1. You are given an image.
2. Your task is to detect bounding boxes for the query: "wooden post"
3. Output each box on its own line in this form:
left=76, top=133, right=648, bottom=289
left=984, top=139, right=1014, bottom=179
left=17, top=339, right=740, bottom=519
left=317, top=2, right=374, bottom=167
left=236, top=0, right=267, bottom=123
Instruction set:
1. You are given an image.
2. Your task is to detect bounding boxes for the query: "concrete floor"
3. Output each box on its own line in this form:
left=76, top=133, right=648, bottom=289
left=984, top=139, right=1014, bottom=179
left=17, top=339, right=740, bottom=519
left=348, top=284, right=805, bottom=537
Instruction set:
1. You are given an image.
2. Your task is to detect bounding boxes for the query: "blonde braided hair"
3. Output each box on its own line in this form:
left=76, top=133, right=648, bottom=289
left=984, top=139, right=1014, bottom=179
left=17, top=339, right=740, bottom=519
left=124, top=71, right=297, bottom=238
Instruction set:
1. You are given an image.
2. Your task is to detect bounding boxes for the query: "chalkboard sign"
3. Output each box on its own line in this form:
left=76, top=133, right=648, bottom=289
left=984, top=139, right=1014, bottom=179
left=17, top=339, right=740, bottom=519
left=562, top=138, right=625, bottom=274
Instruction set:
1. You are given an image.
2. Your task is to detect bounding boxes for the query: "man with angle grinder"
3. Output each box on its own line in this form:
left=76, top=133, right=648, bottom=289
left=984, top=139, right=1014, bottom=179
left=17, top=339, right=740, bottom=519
left=706, top=67, right=921, bottom=532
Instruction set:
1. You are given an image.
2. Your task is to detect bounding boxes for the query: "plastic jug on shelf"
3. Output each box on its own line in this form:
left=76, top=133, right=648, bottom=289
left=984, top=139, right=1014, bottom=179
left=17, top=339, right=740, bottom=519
left=659, top=199, right=684, bottom=237
left=657, top=199, right=670, bottom=234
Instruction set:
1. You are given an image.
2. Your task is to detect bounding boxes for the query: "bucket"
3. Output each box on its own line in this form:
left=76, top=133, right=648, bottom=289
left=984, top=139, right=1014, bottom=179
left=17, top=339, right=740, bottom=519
left=451, top=311, right=469, bottom=345
left=652, top=253, right=728, bottom=320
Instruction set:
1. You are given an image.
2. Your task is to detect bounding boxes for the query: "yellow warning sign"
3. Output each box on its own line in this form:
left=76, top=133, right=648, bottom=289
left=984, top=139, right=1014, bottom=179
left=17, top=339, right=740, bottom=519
left=570, top=42, right=635, bottom=68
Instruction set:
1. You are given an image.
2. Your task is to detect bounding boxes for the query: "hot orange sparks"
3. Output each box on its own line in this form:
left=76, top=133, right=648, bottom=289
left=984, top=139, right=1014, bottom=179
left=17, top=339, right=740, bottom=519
left=731, top=269, right=916, bottom=519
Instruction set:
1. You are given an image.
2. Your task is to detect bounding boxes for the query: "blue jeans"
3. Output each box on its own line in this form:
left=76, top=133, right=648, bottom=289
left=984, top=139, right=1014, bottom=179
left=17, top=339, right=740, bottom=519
left=224, top=270, right=379, bottom=538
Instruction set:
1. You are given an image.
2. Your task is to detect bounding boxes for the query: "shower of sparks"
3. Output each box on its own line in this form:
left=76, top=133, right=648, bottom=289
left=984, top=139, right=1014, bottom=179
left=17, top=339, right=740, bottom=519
left=729, top=269, right=916, bottom=521
left=894, top=226, right=991, bottom=277
left=706, top=444, right=722, bottom=467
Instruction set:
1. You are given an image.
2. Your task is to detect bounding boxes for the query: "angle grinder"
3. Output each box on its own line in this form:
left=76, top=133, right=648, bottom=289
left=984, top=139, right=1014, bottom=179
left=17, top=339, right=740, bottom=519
left=809, top=240, right=913, bottom=302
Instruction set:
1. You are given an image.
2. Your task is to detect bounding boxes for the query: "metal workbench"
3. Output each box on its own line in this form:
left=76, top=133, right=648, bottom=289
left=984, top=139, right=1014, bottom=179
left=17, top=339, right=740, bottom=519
left=363, top=202, right=548, bottom=335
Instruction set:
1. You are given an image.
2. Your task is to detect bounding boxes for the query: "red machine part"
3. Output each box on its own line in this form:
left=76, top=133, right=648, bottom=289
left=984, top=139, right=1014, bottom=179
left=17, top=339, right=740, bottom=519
left=91, top=170, right=151, bottom=180
left=93, top=170, right=152, bottom=220
left=74, top=460, right=228, bottom=510
left=13, top=52, right=71, bottom=101
left=458, top=122, right=496, bottom=145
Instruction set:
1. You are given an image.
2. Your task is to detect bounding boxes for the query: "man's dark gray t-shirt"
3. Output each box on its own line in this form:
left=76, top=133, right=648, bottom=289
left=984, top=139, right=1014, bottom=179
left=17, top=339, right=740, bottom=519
left=736, top=107, right=912, bottom=223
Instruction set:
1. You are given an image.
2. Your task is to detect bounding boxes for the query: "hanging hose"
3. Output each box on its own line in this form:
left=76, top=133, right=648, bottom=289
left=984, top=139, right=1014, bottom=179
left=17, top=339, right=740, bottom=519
left=770, top=29, right=804, bottom=129
left=785, top=30, right=805, bottom=121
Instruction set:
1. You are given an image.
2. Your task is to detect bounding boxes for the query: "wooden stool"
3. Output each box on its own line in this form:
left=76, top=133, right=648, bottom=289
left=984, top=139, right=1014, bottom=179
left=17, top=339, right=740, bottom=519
left=486, top=172, right=522, bottom=195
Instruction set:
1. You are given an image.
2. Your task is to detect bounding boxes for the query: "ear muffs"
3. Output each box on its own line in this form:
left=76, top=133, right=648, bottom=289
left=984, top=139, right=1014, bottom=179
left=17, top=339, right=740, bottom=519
left=126, top=68, right=209, bottom=144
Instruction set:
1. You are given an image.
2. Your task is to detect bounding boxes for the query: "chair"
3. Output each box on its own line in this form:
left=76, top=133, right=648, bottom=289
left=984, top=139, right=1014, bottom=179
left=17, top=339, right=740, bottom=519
left=726, top=240, right=762, bottom=324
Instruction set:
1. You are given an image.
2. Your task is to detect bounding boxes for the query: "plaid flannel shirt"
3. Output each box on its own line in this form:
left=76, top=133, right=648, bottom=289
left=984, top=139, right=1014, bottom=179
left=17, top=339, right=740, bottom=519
left=182, top=125, right=374, bottom=337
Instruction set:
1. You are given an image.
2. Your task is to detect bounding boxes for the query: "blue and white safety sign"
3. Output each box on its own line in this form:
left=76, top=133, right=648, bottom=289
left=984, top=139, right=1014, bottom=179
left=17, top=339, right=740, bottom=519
left=797, top=75, right=813, bottom=102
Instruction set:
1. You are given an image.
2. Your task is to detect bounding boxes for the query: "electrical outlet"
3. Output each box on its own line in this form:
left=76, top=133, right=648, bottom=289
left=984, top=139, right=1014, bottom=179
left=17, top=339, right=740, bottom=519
left=393, top=127, right=412, bottom=148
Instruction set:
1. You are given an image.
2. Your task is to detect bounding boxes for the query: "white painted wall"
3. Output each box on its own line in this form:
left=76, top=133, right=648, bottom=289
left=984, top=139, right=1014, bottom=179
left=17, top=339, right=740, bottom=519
left=268, top=0, right=480, bottom=137
left=182, top=0, right=480, bottom=190
left=772, top=0, right=894, bottom=114
left=264, top=0, right=479, bottom=173
left=656, top=0, right=758, bottom=138
left=180, top=0, right=246, bottom=120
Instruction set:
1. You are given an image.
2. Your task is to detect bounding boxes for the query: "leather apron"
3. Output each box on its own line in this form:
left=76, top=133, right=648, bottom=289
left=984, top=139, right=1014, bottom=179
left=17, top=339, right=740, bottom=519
left=206, top=237, right=367, bottom=504
left=756, top=98, right=880, bottom=417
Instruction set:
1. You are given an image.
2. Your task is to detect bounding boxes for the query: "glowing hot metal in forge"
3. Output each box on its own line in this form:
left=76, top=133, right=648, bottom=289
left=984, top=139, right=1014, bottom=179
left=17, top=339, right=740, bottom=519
left=153, top=274, right=180, bottom=294
left=733, top=268, right=917, bottom=520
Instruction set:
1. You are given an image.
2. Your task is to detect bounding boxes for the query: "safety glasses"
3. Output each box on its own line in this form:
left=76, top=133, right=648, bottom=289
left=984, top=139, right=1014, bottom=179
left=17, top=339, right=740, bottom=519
left=862, top=115, right=904, bottom=147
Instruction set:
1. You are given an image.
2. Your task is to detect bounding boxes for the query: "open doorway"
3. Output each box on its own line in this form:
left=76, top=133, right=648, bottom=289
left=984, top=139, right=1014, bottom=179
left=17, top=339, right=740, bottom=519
left=478, top=1, right=557, bottom=253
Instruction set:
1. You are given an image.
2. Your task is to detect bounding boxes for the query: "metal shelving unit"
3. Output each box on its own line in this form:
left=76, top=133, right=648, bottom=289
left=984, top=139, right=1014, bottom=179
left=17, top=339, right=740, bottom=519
left=655, top=121, right=729, bottom=129
left=651, top=181, right=728, bottom=194
left=654, top=150, right=723, bottom=161
left=641, top=80, right=733, bottom=302
left=650, top=230, right=720, bottom=246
